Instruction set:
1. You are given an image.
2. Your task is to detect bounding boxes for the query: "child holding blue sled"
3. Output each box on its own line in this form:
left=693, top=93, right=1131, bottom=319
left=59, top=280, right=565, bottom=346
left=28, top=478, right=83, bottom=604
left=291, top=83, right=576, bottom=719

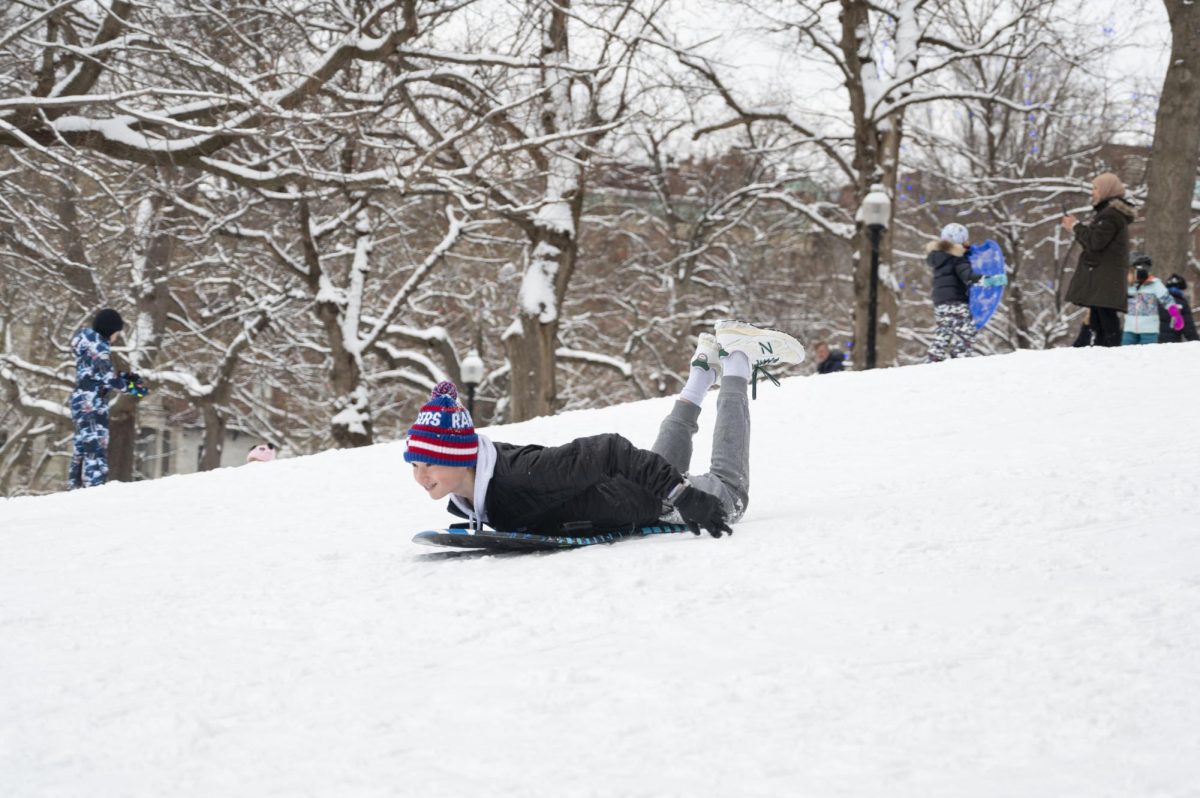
left=925, top=223, right=1006, bottom=362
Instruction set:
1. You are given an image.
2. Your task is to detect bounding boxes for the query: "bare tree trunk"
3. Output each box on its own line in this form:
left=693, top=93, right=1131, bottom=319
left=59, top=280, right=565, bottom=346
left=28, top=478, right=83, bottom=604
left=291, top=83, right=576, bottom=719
left=506, top=0, right=583, bottom=421
left=1143, top=0, right=1200, bottom=277
left=200, top=402, right=226, bottom=471
left=107, top=411, right=137, bottom=482
left=196, top=309, right=270, bottom=470
left=505, top=317, right=560, bottom=421
left=506, top=224, right=577, bottom=420
left=56, top=181, right=103, bottom=309
left=110, top=181, right=192, bottom=481
left=323, top=332, right=373, bottom=448
left=843, top=0, right=900, bottom=368
left=1007, top=283, right=1032, bottom=347
left=298, top=199, right=373, bottom=447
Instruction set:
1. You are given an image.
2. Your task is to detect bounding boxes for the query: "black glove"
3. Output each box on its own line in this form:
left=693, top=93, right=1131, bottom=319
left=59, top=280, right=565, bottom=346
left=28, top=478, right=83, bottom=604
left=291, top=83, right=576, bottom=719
left=673, top=485, right=733, bottom=538
left=119, top=371, right=149, bottom=398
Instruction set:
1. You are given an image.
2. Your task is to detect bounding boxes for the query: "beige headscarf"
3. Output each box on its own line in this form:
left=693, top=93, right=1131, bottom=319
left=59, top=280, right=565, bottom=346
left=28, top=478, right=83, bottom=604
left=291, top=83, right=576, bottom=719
left=1093, top=173, right=1125, bottom=201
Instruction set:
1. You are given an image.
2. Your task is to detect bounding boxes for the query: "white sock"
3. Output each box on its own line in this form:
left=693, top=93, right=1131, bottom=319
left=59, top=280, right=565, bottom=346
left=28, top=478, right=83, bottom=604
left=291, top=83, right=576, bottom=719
left=722, top=350, right=751, bottom=380
left=679, top=366, right=717, bottom=406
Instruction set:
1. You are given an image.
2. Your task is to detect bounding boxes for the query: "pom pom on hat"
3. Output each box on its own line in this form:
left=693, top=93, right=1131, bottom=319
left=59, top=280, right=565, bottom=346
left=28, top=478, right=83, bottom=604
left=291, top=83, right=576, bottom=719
left=403, top=381, right=478, bottom=468
left=431, top=380, right=458, bottom=401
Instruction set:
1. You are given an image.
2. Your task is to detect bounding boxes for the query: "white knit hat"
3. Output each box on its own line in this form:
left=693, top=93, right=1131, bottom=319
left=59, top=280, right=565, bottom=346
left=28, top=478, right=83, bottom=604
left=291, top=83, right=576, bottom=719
left=940, top=223, right=969, bottom=245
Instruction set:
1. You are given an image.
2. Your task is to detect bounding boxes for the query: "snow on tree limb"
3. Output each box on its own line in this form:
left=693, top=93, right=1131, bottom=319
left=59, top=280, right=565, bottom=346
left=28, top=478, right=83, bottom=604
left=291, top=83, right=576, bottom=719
left=556, top=347, right=632, bottom=378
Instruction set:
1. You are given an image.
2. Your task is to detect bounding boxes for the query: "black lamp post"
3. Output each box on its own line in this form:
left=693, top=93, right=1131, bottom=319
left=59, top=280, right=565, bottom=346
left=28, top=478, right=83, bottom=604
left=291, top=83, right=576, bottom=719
left=460, top=350, right=484, bottom=417
left=860, top=184, right=892, bottom=370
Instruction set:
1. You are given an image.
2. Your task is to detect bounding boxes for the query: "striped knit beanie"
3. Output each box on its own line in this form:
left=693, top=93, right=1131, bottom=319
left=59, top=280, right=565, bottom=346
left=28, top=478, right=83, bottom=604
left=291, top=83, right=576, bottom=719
left=403, top=381, right=478, bottom=468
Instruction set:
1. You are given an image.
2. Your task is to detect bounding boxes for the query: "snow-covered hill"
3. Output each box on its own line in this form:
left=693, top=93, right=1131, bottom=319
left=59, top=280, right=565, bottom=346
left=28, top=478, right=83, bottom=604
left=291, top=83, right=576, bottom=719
left=3, top=345, right=1199, bottom=797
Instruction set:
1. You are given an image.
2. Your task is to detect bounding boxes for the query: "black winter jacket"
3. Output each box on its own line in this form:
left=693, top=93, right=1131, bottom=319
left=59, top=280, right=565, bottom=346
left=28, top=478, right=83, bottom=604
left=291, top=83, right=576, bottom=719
left=1159, top=291, right=1199, bottom=343
left=447, top=433, right=684, bottom=533
left=927, top=241, right=980, bottom=305
left=816, top=352, right=845, bottom=374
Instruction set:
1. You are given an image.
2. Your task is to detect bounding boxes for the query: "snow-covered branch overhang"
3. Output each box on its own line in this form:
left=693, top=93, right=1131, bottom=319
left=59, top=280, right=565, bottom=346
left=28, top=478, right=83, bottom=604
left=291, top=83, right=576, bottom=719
left=368, top=367, right=439, bottom=394
left=0, top=353, right=72, bottom=387
left=867, top=22, right=1046, bottom=122
left=372, top=323, right=454, bottom=347
left=0, top=364, right=70, bottom=422
left=142, top=369, right=215, bottom=399
left=759, top=193, right=856, bottom=240
left=359, top=205, right=473, bottom=352
left=676, top=48, right=857, bottom=183
left=0, top=17, right=423, bottom=180
left=393, top=46, right=605, bottom=74
left=36, top=0, right=137, bottom=102
left=370, top=323, right=462, bottom=382
left=874, top=89, right=1049, bottom=123
left=0, top=88, right=237, bottom=114
left=556, top=348, right=632, bottom=379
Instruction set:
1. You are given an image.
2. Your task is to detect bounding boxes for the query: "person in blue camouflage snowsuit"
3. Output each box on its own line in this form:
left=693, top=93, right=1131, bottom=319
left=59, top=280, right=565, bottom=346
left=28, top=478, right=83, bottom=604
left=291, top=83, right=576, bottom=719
left=69, top=309, right=145, bottom=489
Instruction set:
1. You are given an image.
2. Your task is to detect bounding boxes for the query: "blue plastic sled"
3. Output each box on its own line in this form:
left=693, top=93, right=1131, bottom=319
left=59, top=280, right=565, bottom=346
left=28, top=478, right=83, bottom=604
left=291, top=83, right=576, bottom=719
left=968, top=239, right=1006, bottom=330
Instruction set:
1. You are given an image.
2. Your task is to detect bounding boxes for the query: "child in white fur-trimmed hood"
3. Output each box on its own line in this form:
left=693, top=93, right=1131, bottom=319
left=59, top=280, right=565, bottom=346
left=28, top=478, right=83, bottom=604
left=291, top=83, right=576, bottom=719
left=926, top=223, right=985, bottom=362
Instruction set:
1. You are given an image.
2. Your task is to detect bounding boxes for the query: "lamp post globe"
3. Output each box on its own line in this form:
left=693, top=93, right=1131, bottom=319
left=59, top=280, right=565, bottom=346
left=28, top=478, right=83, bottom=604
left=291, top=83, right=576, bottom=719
left=460, top=351, right=484, bottom=416
left=860, top=184, right=891, bottom=370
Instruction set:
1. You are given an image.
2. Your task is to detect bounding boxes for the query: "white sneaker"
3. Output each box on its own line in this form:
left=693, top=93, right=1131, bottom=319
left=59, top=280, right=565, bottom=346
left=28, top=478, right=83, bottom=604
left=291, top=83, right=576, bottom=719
left=715, top=320, right=805, bottom=366
left=715, top=320, right=805, bottom=398
left=690, top=333, right=726, bottom=383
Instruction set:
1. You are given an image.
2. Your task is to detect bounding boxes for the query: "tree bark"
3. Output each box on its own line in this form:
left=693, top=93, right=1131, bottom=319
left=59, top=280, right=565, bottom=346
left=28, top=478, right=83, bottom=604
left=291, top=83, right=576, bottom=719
left=110, top=179, right=193, bottom=480
left=505, top=224, right=577, bottom=420
left=505, top=0, right=583, bottom=421
left=200, top=402, right=227, bottom=471
left=56, top=181, right=103, bottom=309
left=842, top=0, right=901, bottom=369
left=107, top=411, right=137, bottom=482
left=299, top=199, right=374, bottom=448
left=1142, top=0, right=1200, bottom=279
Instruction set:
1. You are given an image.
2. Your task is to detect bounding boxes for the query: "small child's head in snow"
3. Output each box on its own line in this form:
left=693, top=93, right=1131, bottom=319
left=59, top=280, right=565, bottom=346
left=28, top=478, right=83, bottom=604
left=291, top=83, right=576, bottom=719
left=246, top=443, right=277, bottom=463
left=939, top=223, right=969, bottom=247
left=405, top=381, right=478, bottom=500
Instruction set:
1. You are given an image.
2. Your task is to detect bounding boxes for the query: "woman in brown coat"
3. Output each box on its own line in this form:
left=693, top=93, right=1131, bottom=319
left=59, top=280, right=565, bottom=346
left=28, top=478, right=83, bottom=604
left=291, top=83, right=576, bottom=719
left=1063, top=173, right=1136, bottom=347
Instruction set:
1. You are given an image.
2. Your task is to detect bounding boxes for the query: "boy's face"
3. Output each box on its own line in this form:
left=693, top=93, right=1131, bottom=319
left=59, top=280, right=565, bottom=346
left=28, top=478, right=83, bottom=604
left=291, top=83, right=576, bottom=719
left=411, top=461, right=470, bottom=500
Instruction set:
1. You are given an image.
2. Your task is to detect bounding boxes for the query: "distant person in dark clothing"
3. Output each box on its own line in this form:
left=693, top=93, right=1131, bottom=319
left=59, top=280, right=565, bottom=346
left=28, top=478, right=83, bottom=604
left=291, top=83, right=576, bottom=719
left=1071, top=309, right=1094, bottom=347
left=813, top=342, right=845, bottom=374
left=69, top=309, right=149, bottom=489
left=1159, top=273, right=1199, bottom=343
left=1063, top=173, right=1135, bottom=347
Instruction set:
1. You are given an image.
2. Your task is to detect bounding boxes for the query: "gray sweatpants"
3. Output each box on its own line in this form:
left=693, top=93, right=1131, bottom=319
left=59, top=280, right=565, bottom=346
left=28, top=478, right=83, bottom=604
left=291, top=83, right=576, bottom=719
left=650, top=375, right=750, bottom=522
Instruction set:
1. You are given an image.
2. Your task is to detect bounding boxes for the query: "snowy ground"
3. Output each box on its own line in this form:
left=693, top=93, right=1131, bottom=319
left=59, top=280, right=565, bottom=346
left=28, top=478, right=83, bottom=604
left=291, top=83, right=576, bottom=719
left=3, top=344, right=1200, bottom=797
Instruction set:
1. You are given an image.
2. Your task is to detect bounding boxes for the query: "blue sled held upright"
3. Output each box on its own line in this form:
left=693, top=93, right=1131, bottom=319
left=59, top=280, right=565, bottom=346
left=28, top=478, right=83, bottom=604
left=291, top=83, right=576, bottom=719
left=968, top=239, right=1007, bottom=330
